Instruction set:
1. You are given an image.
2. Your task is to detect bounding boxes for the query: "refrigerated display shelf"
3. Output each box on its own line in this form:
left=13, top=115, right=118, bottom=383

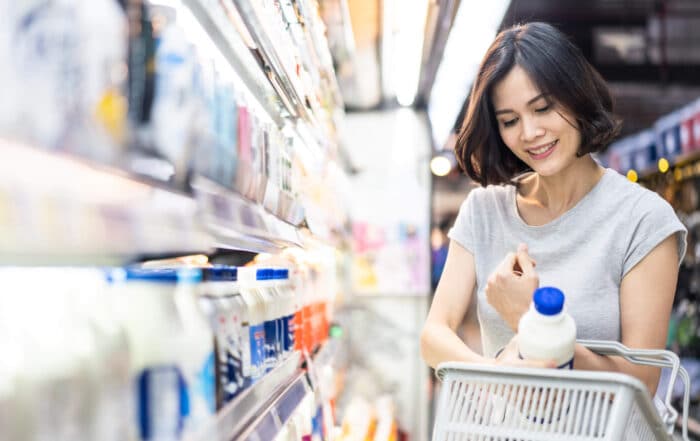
left=180, top=0, right=335, bottom=184
left=187, top=352, right=309, bottom=441
left=0, top=138, right=211, bottom=264
left=0, top=140, right=307, bottom=263
left=193, top=175, right=303, bottom=252
left=181, top=0, right=289, bottom=127
left=231, top=0, right=325, bottom=141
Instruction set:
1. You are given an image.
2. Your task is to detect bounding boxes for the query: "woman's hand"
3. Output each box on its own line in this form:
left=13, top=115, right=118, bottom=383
left=485, top=243, right=539, bottom=331
left=494, top=335, right=555, bottom=369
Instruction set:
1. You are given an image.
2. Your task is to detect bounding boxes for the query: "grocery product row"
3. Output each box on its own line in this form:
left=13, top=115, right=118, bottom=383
left=0, top=260, right=337, bottom=441
left=604, top=97, right=700, bottom=180
left=0, top=0, right=349, bottom=261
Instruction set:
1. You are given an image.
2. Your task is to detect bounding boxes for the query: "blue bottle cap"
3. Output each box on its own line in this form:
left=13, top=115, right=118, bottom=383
left=202, top=266, right=237, bottom=282
left=533, top=287, right=565, bottom=316
left=256, top=268, right=274, bottom=281
left=115, top=267, right=202, bottom=284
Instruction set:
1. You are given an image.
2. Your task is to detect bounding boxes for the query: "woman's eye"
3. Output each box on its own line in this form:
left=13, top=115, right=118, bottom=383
left=502, top=118, right=518, bottom=127
left=535, top=105, right=551, bottom=113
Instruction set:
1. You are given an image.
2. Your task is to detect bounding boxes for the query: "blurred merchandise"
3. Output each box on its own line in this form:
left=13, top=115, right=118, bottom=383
left=2, top=0, right=128, bottom=159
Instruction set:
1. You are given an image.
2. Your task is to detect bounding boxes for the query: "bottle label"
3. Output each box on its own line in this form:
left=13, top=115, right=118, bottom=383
left=241, top=323, right=252, bottom=377
left=222, top=330, right=244, bottom=404
left=249, top=324, right=265, bottom=379
left=557, top=357, right=574, bottom=370
left=137, top=366, right=188, bottom=440
left=198, top=351, right=217, bottom=414
left=284, top=314, right=295, bottom=354
left=264, top=319, right=278, bottom=371
left=518, top=353, right=574, bottom=370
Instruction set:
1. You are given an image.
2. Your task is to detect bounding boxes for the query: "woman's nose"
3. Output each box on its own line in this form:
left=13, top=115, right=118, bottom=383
left=520, top=117, right=545, bottom=142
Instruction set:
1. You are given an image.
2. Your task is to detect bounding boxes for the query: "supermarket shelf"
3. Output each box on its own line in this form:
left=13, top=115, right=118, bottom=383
left=313, top=338, right=339, bottom=373
left=0, top=140, right=307, bottom=263
left=638, top=150, right=700, bottom=181
left=193, top=176, right=303, bottom=253
left=182, top=0, right=289, bottom=127
left=188, top=352, right=309, bottom=441
left=0, top=139, right=212, bottom=265
left=181, top=0, right=332, bottom=182
left=231, top=0, right=321, bottom=134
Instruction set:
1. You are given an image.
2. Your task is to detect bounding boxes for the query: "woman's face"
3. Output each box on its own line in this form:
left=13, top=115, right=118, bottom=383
left=491, top=65, right=582, bottom=177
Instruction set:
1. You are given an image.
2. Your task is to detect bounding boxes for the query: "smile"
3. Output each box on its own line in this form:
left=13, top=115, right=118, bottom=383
left=527, top=140, right=558, bottom=159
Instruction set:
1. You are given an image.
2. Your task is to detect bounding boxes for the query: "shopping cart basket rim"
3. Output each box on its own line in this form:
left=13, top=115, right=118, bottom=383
left=436, top=361, right=649, bottom=393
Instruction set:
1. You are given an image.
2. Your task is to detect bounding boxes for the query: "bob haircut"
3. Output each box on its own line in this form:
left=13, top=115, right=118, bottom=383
left=455, top=22, right=621, bottom=186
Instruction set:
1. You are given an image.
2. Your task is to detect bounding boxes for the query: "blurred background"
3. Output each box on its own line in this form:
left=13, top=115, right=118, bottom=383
left=1, top=0, right=700, bottom=440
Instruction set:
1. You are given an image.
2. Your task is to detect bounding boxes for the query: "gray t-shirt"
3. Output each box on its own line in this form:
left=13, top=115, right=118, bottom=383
left=448, top=168, right=687, bottom=358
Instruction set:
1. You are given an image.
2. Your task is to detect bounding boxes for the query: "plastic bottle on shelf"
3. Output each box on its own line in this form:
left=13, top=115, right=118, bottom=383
left=518, top=286, right=577, bottom=369
left=292, top=265, right=306, bottom=355
left=0, top=269, right=35, bottom=441
left=20, top=269, right=98, bottom=441
left=275, top=268, right=295, bottom=358
left=268, top=268, right=284, bottom=365
left=9, top=2, right=82, bottom=150
left=302, top=266, right=315, bottom=354
left=257, top=268, right=280, bottom=372
left=109, top=268, right=190, bottom=441
left=308, top=267, right=321, bottom=352
left=238, top=267, right=266, bottom=384
left=70, top=268, right=133, bottom=441
left=250, top=113, right=268, bottom=203
left=122, top=0, right=156, bottom=147
left=236, top=99, right=254, bottom=197
left=150, top=21, right=202, bottom=187
left=6, top=0, right=127, bottom=157
left=199, top=266, right=246, bottom=408
left=74, top=0, right=129, bottom=157
left=171, top=267, right=215, bottom=436
left=217, top=77, right=238, bottom=189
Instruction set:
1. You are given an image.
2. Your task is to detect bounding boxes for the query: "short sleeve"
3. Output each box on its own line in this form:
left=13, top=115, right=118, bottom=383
left=622, top=192, right=687, bottom=277
left=447, top=190, right=478, bottom=254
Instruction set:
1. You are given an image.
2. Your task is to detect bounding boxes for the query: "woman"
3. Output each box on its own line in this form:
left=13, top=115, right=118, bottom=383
left=420, top=22, right=687, bottom=396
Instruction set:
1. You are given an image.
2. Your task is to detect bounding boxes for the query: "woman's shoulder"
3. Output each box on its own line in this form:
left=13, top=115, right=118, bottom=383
left=464, top=183, right=513, bottom=205
left=455, top=184, right=513, bottom=225
left=601, top=168, right=669, bottom=209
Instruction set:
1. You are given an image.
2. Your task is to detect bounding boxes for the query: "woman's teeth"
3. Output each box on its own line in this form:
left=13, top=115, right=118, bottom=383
left=529, top=140, right=557, bottom=155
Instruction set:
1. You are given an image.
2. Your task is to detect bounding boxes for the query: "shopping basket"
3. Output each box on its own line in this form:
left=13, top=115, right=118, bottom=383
left=432, top=340, right=691, bottom=441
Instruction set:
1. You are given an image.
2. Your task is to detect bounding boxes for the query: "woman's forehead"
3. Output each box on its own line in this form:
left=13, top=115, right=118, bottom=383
left=491, top=65, right=543, bottom=109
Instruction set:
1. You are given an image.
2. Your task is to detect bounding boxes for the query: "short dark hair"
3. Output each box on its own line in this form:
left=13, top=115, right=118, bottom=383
left=454, top=22, right=621, bottom=186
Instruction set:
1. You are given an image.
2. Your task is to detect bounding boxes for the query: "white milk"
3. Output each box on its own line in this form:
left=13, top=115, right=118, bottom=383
left=518, top=286, right=576, bottom=369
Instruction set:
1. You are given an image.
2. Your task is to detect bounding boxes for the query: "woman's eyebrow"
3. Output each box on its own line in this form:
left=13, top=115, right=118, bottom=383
left=494, top=93, right=549, bottom=115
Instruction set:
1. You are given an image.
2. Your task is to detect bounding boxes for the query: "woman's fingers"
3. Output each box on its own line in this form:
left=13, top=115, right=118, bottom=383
left=497, top=252, right=517, bottom=276
left=516, top=250, right=536, bottom=275
left=513, top=243, right=537, bottom=276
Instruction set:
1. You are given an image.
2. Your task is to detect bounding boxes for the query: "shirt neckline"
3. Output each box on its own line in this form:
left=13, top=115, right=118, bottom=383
left=509, top=168, right=613, bottom=229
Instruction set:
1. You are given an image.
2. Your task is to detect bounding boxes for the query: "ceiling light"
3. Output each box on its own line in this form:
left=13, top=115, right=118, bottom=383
left=382, top=0, right=430, bottom=106
left=430, top=154, right=452, bottom=177
left=428, top=0, right=510, bottom=148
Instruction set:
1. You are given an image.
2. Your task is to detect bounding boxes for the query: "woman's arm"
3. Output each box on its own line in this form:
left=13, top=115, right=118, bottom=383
left=420, top=240, right=490, bottom=367
left=572, top=234, right=679, bottom=395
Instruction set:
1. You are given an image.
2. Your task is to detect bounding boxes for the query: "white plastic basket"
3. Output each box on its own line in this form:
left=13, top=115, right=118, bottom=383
left=432, top=340, right=691, bottom=441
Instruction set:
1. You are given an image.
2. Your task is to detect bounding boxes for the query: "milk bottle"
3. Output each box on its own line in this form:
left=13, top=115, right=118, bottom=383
left=110, top=268, right=189, bottom=441
left=518, top=286, right=576, bottom=369
left=199, top=266, right=246, bottom=408
left=238, top=267, right=266, bottom=384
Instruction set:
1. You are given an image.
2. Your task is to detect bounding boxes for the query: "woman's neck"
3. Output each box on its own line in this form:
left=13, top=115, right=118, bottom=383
left=520, top=156, right=605, bottom=218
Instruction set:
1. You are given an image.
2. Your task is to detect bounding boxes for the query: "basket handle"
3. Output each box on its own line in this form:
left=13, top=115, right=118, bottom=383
left=579, top=339, right=690, bottom=440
